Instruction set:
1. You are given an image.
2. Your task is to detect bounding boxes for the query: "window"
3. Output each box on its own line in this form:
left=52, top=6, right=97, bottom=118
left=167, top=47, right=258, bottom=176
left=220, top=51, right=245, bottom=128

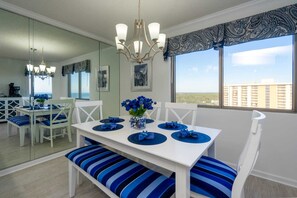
left=34, top=76, right=52, bottom=98
left=224, top=36, right=293, bottom=110
left=68, top=71, right=90, bottom=99
left=174, top=35, right=294, bottom=111
left=175, top=49, right=219, bottom=106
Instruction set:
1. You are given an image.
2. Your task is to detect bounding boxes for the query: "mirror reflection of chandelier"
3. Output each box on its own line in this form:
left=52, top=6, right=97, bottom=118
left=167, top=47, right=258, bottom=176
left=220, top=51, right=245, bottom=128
left=26, top=47, right=56, bottom=80
left=115, top=0, right=166, bottom=64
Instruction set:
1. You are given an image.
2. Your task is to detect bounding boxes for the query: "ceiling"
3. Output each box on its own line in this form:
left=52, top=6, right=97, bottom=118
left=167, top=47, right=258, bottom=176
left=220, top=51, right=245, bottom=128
left=0, top=0, right=296, bottom=61
left=2, top=0, right=256, bottom=43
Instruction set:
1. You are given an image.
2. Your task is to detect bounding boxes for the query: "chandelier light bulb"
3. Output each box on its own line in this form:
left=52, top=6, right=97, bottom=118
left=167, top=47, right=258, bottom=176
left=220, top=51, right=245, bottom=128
left=50, top=66, right=56, bottom=73
left=34, top=66, right=40, bottom=73
left=157, top=33, right=166, bottom=49
left=116, top=24, right=128, bottom=42
left=26, top=64, right=33, bottom=72
left=134, top=41, right=143, bottom=54
left=115, top=36, right=124, bottom=50
left=148, top=23, right=160, bottom=41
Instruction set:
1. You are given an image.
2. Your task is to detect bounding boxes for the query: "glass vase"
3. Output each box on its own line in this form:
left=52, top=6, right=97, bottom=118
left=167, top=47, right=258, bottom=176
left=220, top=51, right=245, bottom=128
left=130, top=115, right=146, bottom=130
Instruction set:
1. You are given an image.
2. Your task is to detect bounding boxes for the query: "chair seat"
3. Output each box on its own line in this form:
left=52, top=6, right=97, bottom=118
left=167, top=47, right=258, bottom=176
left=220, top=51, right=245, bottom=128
left=7, top=116, right=30, bottom=126
left=41, top=119, right=66, bottom=126
left=42, top=113, right=66, bottom=120
left=66, top=145, right=175, bottom=198
left=85, top=137, right=100, bottom=145
left=191, top=155, right=237, bottom=198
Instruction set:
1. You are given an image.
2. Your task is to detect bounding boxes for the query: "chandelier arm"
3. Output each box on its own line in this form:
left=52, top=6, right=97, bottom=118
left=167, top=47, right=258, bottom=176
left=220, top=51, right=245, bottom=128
left=146, top=41, right=160, bottom=57
left=141, top=21, right=153, bottom=47
left=120, top=43, right=133, bottom=60
left=118, top=51, right=130, bottom=62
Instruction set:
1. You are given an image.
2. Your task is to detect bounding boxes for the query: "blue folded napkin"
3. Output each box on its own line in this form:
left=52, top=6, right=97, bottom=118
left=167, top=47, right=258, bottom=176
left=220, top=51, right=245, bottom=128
left=101, top=123, right=117, bottom=130
left=178, top=129, right=199, bottom=139
left=165, top=121, right=179, bottom=129
left=138, top=131, right=155, bottom=141
left=108, top=116, right=121, bottom=123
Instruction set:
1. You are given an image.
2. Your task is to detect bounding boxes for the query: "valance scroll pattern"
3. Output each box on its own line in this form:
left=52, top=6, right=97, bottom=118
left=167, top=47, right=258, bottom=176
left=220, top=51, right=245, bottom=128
left=224, top=4, right=297, bottom=46
left=165, top=24, right=224, bottom=57
left=164, top=3, right=297, bottom=59
left=62, top=60, right=91, bottom=76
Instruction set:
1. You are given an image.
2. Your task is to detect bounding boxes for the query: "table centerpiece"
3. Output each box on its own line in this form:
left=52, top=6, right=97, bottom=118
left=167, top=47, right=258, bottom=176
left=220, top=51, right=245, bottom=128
left=121, top=96, right=155, bottom=129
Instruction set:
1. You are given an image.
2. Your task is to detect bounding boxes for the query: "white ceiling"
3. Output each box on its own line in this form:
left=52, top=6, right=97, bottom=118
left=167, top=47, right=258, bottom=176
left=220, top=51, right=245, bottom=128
left=0, top=0, right=296, bottom=61
left=2, top=0, right=256, bottom=43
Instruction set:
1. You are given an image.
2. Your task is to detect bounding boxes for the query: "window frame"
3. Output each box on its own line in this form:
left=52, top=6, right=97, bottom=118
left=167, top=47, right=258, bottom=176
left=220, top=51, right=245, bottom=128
left=172, top=35, right=297, bottom=113
left=68, top=71, right=90, bottom=100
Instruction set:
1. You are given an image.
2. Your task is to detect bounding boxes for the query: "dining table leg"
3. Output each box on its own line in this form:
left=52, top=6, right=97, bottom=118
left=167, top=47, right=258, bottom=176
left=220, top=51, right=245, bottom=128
left=175, top=165, right=190, bottom=198
left=76, top=130, right=84, bottom=185
left=30, top=113, right=34, bottom=146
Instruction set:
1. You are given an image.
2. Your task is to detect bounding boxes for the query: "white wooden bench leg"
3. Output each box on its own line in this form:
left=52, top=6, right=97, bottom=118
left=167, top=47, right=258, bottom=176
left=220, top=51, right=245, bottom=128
left=69, top=161, right=77, bottom=198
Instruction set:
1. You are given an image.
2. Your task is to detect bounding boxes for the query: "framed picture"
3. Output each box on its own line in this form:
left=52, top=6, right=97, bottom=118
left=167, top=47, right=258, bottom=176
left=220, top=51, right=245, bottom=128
left=131, top=61, right=152, bottom=91
left=97, top=65, right=109, bottom=92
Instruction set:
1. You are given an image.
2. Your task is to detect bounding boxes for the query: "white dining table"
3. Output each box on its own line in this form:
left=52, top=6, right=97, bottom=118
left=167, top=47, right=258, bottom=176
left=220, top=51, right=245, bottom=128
left=72, top=116, right=221, bottom=198
left=14, top=106, right=58, bottom=145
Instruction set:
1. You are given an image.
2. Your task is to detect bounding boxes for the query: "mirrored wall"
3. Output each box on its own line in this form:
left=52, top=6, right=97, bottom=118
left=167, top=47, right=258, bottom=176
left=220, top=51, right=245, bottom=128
left=0, top=8, right=120, bottom=170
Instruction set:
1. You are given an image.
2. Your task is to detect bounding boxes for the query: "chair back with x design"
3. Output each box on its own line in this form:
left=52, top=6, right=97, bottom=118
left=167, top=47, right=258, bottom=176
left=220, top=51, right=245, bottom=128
left=75, top=100, right=103, bottom=123
left=165, top=102, right=197, bottom=126
left=145, top=102, right=161, bottom=121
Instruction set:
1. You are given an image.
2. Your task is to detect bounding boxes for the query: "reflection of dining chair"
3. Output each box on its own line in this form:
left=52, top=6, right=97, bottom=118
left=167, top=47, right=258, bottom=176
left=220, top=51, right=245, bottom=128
left=145, top=102, right=161, bottom=121
left=22, top=97, right=34, bottom=106
left=39, top=99, right=74, bottom=147
left=187, top=110, right=266, bottom=198
left=7, top=115, right=31, bottom=146
left=165, top=102, right=198, bottom=125
left=75, top=100, right=103, bottom=145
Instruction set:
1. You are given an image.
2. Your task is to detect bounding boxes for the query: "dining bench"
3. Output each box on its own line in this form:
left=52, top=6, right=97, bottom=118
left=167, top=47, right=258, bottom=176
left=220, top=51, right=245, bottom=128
left=66, top=144, right=175, bottom=198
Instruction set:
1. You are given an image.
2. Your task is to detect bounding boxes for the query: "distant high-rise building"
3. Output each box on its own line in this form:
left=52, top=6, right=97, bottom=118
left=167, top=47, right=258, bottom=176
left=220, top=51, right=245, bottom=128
left=224, top=83, right=292, bottom=110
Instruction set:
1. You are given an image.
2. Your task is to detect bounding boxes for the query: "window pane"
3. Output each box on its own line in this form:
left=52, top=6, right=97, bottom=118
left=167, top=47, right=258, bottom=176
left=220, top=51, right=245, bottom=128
left=224, top=36, right=293, bottom=110
left=175, top=49, right=219, bottom=105
left=81, top=72, right=90, bottom=99
left=70, top=72, right=79, bottom=98
left=34, top=77, right=52, bottom=98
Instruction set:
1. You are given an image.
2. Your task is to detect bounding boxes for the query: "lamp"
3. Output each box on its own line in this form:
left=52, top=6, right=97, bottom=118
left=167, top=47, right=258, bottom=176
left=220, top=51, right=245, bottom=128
left=115, top=0, right=166, bottom=64
left=26, top=47, right=56, bottom=80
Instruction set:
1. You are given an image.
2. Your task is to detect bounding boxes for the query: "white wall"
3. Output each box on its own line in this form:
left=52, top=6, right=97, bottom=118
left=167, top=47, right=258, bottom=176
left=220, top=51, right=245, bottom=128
left=0, top=58, right=29, bottom=97
left=119, top=0, right=297, bottom=188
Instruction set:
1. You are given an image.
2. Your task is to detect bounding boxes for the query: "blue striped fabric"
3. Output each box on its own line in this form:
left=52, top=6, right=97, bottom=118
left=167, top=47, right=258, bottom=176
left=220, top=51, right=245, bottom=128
left=171, top=155, right=237, bottom=198
left=66, top=145, right=175, bottom=198
left=7, top=116, right=30, bottom=126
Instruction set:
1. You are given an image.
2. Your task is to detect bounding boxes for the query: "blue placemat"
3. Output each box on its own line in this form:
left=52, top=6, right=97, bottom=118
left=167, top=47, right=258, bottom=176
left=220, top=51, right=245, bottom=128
left=146, top=118, right=154, bottom=124
left=158, top=122, right=187, bottom=130
left=100, top=117, right=125, bottom=123
left=171, top=131, right=211, bottom=143
left=92, top=124, right=124, bottom=132
left=128, top=132, right=167, bottom=145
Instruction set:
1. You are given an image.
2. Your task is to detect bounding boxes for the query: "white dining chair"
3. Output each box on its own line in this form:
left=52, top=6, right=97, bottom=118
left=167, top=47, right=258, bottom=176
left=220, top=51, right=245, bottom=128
left=75, top=100, right=103, bottom=145
left=144, top=101, right=161, bottom=120
left=165, top=102, right=198, bottom=125
left=188, top=110, right=266, bottom=198
left=40, top=99, right=74, bottom=147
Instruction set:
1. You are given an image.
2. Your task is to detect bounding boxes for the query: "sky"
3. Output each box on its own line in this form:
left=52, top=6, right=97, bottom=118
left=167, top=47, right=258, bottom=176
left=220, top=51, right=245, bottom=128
left=176, top=35, right=293, bottom=93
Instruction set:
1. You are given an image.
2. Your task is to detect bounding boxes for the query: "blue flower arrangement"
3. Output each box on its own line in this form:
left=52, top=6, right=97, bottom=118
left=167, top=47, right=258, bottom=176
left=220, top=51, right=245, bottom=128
left=34, top=94, right=49, bottom=104
left=121, top=96, right=155, bottom=117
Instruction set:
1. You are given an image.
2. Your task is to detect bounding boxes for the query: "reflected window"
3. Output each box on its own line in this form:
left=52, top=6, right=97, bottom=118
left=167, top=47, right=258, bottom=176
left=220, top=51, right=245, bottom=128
left=69, top=71, right=90, bottom=99
left=34, top=76, right=52, bottom=98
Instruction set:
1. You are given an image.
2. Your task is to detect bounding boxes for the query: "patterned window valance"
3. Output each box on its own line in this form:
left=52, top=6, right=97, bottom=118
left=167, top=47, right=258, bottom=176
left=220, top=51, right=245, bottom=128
left=62, top=59, right=91, bottom=76
left=164, top=3, right=297, bottom=59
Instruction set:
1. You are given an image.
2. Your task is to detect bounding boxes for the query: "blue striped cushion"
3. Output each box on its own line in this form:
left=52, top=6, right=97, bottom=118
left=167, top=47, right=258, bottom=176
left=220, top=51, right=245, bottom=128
left=66, top=145, right=175, bottom=198
left=188, top=155, right=237, bottom=198
left=7, top=116, right=30, bottom=126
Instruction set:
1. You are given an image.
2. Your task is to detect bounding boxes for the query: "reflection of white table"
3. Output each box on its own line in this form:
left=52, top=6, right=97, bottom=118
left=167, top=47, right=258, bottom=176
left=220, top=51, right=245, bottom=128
left=14, top=106, right=52, bottom=145
left=72, top=116, right=221, bottom=198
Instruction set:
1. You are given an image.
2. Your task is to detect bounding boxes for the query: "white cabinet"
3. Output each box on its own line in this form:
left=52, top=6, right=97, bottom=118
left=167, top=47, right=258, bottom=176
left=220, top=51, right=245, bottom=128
left=0, top=97, right=22, bottom=122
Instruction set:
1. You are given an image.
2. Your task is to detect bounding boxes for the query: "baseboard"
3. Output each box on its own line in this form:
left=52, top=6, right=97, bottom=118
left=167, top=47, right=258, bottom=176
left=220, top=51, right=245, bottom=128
left=224, top=161, right=297, bottom=189
left=0, top=148, right=74, bottom=177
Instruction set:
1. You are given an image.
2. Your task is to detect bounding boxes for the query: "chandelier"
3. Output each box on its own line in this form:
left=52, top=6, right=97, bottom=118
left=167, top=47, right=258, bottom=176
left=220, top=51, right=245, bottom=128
left=115, top=0, right=166, bottom=64
left=26, top=47, right=56, bottom=80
